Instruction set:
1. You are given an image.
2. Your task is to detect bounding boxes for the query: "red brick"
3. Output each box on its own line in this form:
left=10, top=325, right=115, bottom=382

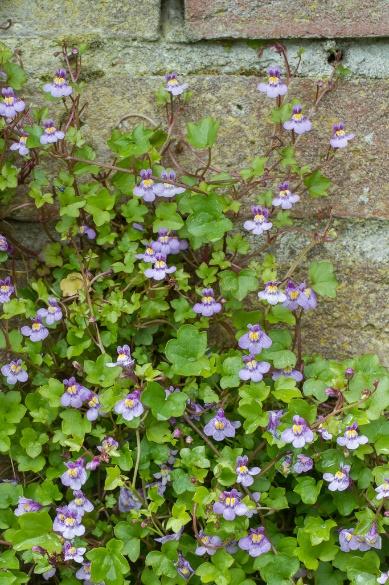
left=185, top=0, right=389, bottom=39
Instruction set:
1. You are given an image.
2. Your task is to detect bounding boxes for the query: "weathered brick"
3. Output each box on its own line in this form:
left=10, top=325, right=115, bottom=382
left=0, top=0, right=161, bottom=41
left=185, top=0, right=389, bottom=40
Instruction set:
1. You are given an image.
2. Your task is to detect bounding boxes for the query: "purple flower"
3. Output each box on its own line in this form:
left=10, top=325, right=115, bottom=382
left=281, top=416, right=314, bottom=448
left=336, top=423, right=368, bottom=450
left=378, top=572, right=389, bottom=584
left=85, top=392, right=101, bottom=421
left=272, top=367, right=303, bottom=382
left=86, top=456, right=101, bottom=471
left=165, top=73, right=188, bottom=96
left=297, top=283, right=317, bottom=311
left=153, top=464, right=172, bottom=486
left=106, top=345, right=134, bottom=369
left=53, top=505, right=85, bottom=539
left=63, top=541, right=86, bottom=563
left=43, top=567, right=56, bottom=581
left=243, top=206, right=272, bottom=235
left=236, top=455, right=260, bottom=487
left=69, top=490, right=94, bottom=515
left=195, top=531, right=222, bottom=556
left=40, top=119, right=65, bottom=145
left=317, top=423, right=333, bottom=441
left=10, top=130, right=29, bottom=156
left=293, top=454, right=313, bottom=474
left=323, top=464, right=350, bottom=491
left=157, top=169, right=186, bottom=197
left=0, top=87, right=25, bottom=119
left=144, top=254, right=176, bottom=280
left=154, top=528, right=183, bottom=544
left=75, top=562, right=93, bottom=582
left=61, top=458, right=87, bottom=490
left=37, top=297, right=63, bottom=325
left=362, top=524, right=382, bottom=550
left=133, top=169, right=160, bottom=202
left=97, top=436, right=119, bottom=456
left=266, top=409, right=284, bottom=437
left=118, top=487, right=142, bottom=512
left=213, top=489, right=249, bottom=520
left=258, top=281, right=286, bottom=305
left=339, top=528, right=364, bottom=552
left=238, top=324, right=272, bottom=354
left=203, top=409, right=241, bottom=441
left=257, top=67, right=287, bottom=98
left=175, top=553, right=193, bottom=580
left=1, top=359, right=28, bottom=385
left=239, top=355, right=270, bottom=382
left=136, top=243, right=156, bottom=263
left=330, top=122, right=355, bottom=149
left=283, top=280, right=301, bottom=310
left=114, top=390, right=144, bottom=421
left=193, top=288, right=222, bottom=317
left=375, top=478, right=389, bottom=501
left=20, top=317, right=49, bottom=342
left=79, top=225, right=96, bottom=240
left=43, top=69, right=72, bottom=98
left=0, top=277, right=14, bottom=303
left=61, top=377, right=90, bottom=408
left=283, top=104, right=312, bottom=135
left=238, top=527, right=272, bottom=557
left=272, top=182, right=300, bottom=209
left=14, top=497, right=42, bottom=516
left=0, top=234, right=11, bottom=253
left=151, top=229, right=188, bottom=256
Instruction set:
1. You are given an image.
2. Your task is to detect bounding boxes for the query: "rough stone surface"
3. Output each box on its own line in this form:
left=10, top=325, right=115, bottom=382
left=0, top=0, right=161, bottom=41
left=185, top=0, right=389, bottom=39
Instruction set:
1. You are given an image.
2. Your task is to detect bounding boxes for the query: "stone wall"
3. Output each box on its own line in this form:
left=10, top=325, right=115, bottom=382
left=1, top=0, right=388, bottom=363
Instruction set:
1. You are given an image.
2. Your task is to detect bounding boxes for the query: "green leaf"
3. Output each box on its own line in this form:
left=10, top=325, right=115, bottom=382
left=104, top=466, right=124, bottom=490
left=87, top=539, right=129, bottom=585
left=186, top=117, right=219, bottom=149
left=142, top=382, right=188, bottom=420
left=304, top=170, right=332, bottom=197
left=220, top=356, right=241, bottom=389
left=153, top=202, right=184, bottom=231
left=254, top=553, right=300, bottom=585
left=294, top=477, right=322, bottom=504
left=219, top=269, right=258, bottom=302
left=165, top=325, right=209, bottom=376
left=4, top=511, right=61, bottom=553
left=309, top=261, right=338, bottom=298
left=303, top=516, right=337, bottom=546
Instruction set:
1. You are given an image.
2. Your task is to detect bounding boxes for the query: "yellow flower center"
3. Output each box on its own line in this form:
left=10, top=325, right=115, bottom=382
left=168, top=78, right=178, bottom=86
left=64, top=517, right=76, bottom=526
left=117, top=353, right=127, bottom=361
left=0, top=285, right=9, bottom=292
left=23, top=503, right=31, bottom=510
left=346, top=429, right=357, bottom=439
left=74, top=498, right=83, bottom=506
left=32, top=323, right=41, bottom=331
left=160, top=236, right=169, bottom=243
left=202, top=295, right=213, bottom=304
left=155, top=260, right=166, bottom=269
left=247, top=360, right=257, bottom=370
left=268, top=76, right=279, bottom=85
left=254, top=214, right=264, bottom=222
left=267, top=284, right=278, bottom=293
left=292, top=424, right=303, bottom=435
left=279, top=189, right=290, bottom=198
left=249, top=331, right=259, bottom=341
left=180, top=567, right=190, bottom=576
left=345, top=532, right=353, bottom=542
left=225, top=497, right=236, bottom=507
left=10, top=364, right=21, bottom=373
left=336, top=129, right=346, bottom=137
left=67, top=385, right=78, bottom=395
left=292, top=112, right=303, bottom=121
left=4, top=96, right=14, bottom=105
left=68, top=468, right=78, bottom=477
left=45, top=126, right=56, bottom=134
left=335, top=471, right=345, bottom=480
left=252, top=533, right=263, bottom=543
left=201, top=536, right=209, bottom=544
left=69, top=547, right=76, bottom=555
left=214, top=420, right=225, bottom=430
left=239, top=465, right=248, bottom=474
left=145, top=247, right=154, bottom=255
left=89, top=396, right=98, bottom=407
left=290, top=290, right=299, bottom=300
left=48, top=305, right=57, bottom=313
left=143, top=178, right=154, bottom=188
left=20, top=136, right=28, bottom=144
left=125, top=398, right=135, bottom=408
left=304, top=288, right=312, bottom=298
left=54, top=76, right=65, bottom=85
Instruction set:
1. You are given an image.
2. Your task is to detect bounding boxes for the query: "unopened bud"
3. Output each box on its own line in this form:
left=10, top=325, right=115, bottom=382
left=185, top=435, right=193, bottom=444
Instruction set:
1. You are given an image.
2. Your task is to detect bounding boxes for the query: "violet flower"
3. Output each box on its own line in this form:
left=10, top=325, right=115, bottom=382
left=165, top=73, right=188, bottom=96
left=238, top=527, right=272, bottom=557
left=61, top=458, right=87, bottom=490
left=14, top=497, right=42, bottom=516
left=20, top=317, right=49, bottom=342
left=0, top=234, right=11, bottom=253
left=235, top=455, right=261, bottom=487
left=136, top=243, right=156, bottom=263
left=43, top=567, right=56, bottom=581
left=272, top=181, right=300, bottom=209
left=114, top=390, right=144, bottom=421
left=175, top=553, right=193, bottom=580
left=323, top=464, right=351, bottom=491
left=203, top=409, right=241, bottom=441
left=106, top=345, right=134, bottom=369
left=158, top=169, right=186, bottom=197
left=213, top=489, right=249, bottom=520
left=195, top=531, right=222, bottom=556
left=75, top=562, right=93, bottom=582
left=243, top=206, right=272, bottom=235
left=85, top=392, right=101, bottom=421
left=37, top=297, right=63, bottom=325
left=239, top=355, right=271, bottom=382
left=63, top=541, right=86, bottom=563
left=154, top=528, right=183, bottom=544
left=238, top=323, right=272, bottom=354
left=330, top=122, right=355, bottom=149
left=378, top=572, right=389, bottom=584
left=144, top=254, right=176, bottom=280
left=363, top=524, right=382, bottom=550
left=118, top=487, right=142, bottom=512
left=61, top=377, right=90, bottom=408
left=283, top=104, right=312, bottom=134
left=0, top=87, right=25, bottom=119
left=336, top=423, right=368, bottom=450
left=53, top=505, right=85, bottom=539
left=375, top=478, right=389, bottom=500
left=97, top=436, right=119, bottom=456
left=1, top=359, right=28, bottom=385
left=68, top=490, right=94, bottom=515
left=339, top=528, right=364, bottom=552
left=151, top=229, right=188, bottom=256
left=297, top=283, right=317, bottom=311
left=86, top=456, right=101, bottom=471
left=133, top=169, right=160, bottom=202
left=258, top=281, right=286, bottom=305
left=0, top=276, right=14, bottom=303
left=317, top=422, right=333, bottom=441
left=283, top=280, right=301, bottom=311
left=40, top=119, right=65, bottom=144
left=79, top=225, right=96, bottom=240
left=293, top=454, right=313, bottom=474
left=272, top=367, right=303, bottom=382
left=281, top=416, right=314, bottom=448
left=266, top=409, right=284, bottom=437
left=193, top=288, right=222, bottom=317
left=257, top=67, right=287, bottom=98
left=10, top=131, right=29, bottom=156
left=43, top=69, right=72, bottom=98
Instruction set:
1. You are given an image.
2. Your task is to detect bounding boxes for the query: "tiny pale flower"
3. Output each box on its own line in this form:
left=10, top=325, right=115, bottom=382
left=281, top=415, right=314, bottom=448
left=323, top=464, right=351, bottom=491
left=235, top=455, right=260, bottom=487
left=272, top=181, right=300, bottom=210
left=238, top=323, right=272, bottom=354
left=20, top=317, right=49, bottom=342
left=243, top=206, right=272, bottom=235
left=283, top=104, right=312, bottom=135
left=193, top=288, right=222, bottom=317
left=165, top=73, right=188, bottom=96
left=257, top=67, right=287, bottom=98
left=203, top=409, right=241, bottom=441
left=0, top=276, right=14, bottom=303
left=53, top=505, right=85, bottom=539
left=336, top=423, right=368, bottom=450
left=43, top=68, right=72, bottom=97
left=238, top=527, right=272, bottom=557
left=239, top=355, right=271, bottom=382
left=40, top=119, right=65, bottom=144
left=144, top=253, right=176, bottom=280
left=37, top=297, right=63, bottom=325
left=258, top=281, right=286, bottom=305
left=14, top=497, right=42, bottom=516
left=330, top=122, right=354, bottom=149
left=213, top=488, right=249, bottom=520
left=375, top=478, right=389, bottom=501
left=61, top=458, right=87, bottom=490
left=106, top=344, right=134, bottom=369
left=10, top=130, right=29, bottom=156
left=114, top=390, right=144, bottom=421
left=0, top=87, right=25, bottom=119
left=1, top=359, right=28, bottom=385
